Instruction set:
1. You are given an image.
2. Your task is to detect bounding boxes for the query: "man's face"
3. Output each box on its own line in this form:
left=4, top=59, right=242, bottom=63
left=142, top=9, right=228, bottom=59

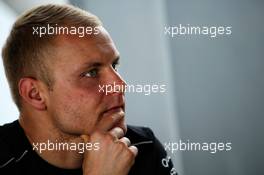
left=45, top=26, right=126, bottom=136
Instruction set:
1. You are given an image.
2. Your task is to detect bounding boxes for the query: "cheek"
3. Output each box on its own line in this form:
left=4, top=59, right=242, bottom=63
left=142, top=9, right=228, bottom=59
left=52, top=79, right=102, bottom=110
left=47, top=83, right=105, bottom=134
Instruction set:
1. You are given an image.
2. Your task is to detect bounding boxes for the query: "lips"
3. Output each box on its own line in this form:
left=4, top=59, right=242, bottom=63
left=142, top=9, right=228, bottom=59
left=101, top=104, right=127, bottom=133
left=103, top=105, right=124, bottom=116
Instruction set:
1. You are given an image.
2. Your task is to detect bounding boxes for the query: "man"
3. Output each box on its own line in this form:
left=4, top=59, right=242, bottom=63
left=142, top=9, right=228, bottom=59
left=0, top=4, right=175, bottom=175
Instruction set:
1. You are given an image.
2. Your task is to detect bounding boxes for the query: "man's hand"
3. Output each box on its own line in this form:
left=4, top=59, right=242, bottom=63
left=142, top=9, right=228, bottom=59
left=81, top=113, right=138, bottom=175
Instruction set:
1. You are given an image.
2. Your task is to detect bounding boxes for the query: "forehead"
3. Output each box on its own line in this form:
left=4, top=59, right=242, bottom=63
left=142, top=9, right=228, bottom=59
left=51, top=26, right=119, bottom=67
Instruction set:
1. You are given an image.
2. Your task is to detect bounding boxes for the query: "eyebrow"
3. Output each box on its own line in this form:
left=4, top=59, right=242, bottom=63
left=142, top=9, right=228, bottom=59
left=81, top=56, right=120, bottom=70
left=83, top=62, right=102, bottom=69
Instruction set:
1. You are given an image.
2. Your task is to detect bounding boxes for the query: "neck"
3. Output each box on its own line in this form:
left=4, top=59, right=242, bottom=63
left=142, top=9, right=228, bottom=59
left=19, top=111, right=84, bottom=169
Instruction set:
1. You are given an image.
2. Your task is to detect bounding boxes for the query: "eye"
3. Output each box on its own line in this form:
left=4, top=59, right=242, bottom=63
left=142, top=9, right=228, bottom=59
left=112, top=61, right=120, bottom=71
left=83, top=68, right=98, bottom=78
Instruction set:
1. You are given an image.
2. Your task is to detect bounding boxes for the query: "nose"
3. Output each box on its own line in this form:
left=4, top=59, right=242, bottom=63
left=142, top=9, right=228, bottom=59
left=103, top=68, right=127, bottom=95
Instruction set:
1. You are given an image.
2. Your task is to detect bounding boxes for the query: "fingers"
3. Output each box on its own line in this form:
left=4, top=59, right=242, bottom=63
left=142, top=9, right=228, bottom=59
left=109, top=127, right=124, bottom=139
left=119, top=137, right=138, bottom=157
left=119, top=137, right=131, bottom=146
left=81, top=126, right=125, bottom=144
left=82, top=133, right=138, bottom=175
left=81, top=131, right=137, bottom=157
left=128, top=146, right=138, bottom=156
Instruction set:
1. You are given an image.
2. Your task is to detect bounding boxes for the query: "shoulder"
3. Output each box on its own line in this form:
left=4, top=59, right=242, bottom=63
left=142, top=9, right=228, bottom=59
left=0, top=121, right=17, bottom=168
left=126, top=125, right=166, bottom=155
left=0, top=120, right=19, bottom=138
left=126, top=125, right=155, bottom=144
left=0, top=120, right=28, bottom=170
left=0, top=120, right=20, bottom=155
left=126, top=125, right=177, bottom=175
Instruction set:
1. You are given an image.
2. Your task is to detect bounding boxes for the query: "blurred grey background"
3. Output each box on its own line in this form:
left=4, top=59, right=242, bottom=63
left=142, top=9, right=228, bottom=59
left=0, top=0, right=263, bottom=174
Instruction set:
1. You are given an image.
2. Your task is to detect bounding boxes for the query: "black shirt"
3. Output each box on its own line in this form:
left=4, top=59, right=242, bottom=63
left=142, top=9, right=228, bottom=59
left=0, top=120, right=176, bottom=175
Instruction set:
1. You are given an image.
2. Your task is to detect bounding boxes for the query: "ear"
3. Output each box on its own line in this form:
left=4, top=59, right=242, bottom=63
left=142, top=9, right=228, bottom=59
left=18, top=78, right=47, bottom=111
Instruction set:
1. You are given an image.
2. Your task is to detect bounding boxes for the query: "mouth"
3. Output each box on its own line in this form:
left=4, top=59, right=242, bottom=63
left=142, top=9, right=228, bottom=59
left=103, top=105, right=124, bottom=116
left=101, top=104, right=126, bottom=133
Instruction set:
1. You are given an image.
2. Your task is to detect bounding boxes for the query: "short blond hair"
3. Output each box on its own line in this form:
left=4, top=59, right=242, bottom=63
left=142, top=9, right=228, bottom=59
left=2, top=4, right=102, bottom=110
